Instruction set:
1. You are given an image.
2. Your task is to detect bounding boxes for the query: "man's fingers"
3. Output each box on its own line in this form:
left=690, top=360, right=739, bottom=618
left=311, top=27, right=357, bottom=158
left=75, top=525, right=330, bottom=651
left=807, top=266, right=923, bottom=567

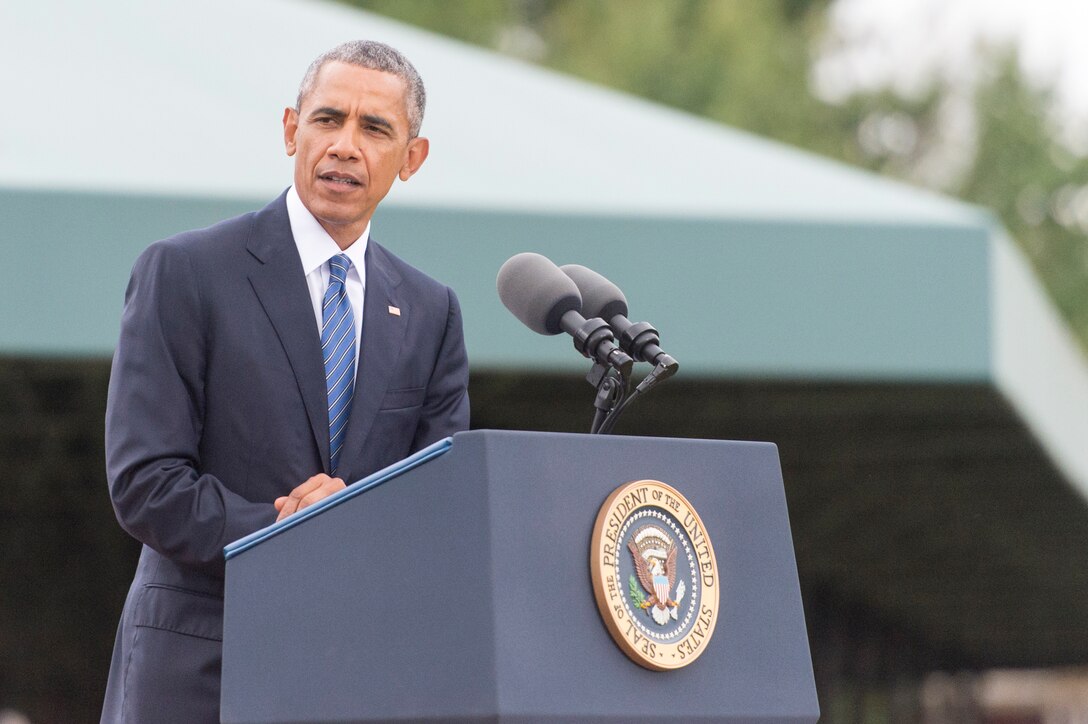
left=274, top=476, right=322, bottom=522
left=298, top=491, right=327, bottom=509
left=285, top=474, right=330, bottom=501
left=275, top=476, right=345, bottom=522
left=296, top=477, right=346, bottom=510
left=275, top=495, right=300, bottom=522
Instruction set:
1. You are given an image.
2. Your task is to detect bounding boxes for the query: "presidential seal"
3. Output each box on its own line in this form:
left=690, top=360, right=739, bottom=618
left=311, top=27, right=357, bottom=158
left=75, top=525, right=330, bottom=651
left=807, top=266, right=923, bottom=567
left=590, top=480, right=719, bottom=670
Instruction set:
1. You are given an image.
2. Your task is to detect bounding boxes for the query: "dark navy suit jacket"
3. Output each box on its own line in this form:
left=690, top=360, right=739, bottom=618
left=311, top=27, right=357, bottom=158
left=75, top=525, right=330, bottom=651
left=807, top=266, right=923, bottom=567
left=101, top=193, right=469, bottom=722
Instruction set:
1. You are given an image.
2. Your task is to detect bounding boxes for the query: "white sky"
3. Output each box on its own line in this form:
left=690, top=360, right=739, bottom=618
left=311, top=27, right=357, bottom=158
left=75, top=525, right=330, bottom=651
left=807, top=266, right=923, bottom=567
left=816, top=0, right=1088, bottom=126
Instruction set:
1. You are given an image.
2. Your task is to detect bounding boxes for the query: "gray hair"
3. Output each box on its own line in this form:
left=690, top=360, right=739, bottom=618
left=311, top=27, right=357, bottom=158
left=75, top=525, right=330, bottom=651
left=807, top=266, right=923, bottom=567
left=296, top=40, right=426, bottom=138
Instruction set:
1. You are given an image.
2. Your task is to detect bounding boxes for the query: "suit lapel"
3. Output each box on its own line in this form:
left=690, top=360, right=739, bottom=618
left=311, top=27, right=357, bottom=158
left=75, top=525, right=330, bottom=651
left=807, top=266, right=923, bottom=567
left=338, top=241, right=406, bottom=482
left=245, top=193, right=330, bottom=473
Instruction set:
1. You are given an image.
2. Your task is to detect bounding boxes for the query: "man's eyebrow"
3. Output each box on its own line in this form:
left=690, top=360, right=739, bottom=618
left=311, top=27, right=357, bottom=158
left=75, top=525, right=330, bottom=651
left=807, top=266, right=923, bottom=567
left=360, top=114, right=394, bottom=131
left=308, top=106, right=347, bottom=120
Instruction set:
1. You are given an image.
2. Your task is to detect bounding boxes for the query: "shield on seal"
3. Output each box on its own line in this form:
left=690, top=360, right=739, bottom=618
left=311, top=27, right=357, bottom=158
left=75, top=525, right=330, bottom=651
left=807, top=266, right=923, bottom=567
left=653, top=574, right=670, bottom=607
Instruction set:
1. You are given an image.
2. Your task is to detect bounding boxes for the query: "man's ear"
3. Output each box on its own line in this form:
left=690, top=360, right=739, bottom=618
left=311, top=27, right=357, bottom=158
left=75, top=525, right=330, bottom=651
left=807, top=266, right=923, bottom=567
left=283, top=107, right=299, bottom=156
left=399, top=137, right=429, bottom=181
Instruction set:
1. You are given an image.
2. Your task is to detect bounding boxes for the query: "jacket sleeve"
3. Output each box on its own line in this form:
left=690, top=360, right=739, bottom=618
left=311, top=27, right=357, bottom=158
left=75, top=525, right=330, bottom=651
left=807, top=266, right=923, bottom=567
left=411, top=285, right=470, bottom=451
left=105, top=240, right=276, bottom=578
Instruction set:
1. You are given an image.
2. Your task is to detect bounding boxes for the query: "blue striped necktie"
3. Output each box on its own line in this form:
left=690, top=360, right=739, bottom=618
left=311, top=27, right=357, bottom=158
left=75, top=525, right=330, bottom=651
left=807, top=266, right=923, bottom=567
left=322, top=253, right=356, bottom=475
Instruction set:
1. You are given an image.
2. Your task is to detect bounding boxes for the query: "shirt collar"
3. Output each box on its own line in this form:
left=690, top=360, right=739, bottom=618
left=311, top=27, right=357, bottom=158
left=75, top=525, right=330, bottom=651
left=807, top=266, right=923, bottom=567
left=286, top=186, right=370, bottom=276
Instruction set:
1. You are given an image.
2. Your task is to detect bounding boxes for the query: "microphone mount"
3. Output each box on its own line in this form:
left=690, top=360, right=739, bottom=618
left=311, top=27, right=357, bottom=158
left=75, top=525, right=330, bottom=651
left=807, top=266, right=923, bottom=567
left=611, top=318, right=678, bottom=379
left=561, top=311, right=633, bottom=379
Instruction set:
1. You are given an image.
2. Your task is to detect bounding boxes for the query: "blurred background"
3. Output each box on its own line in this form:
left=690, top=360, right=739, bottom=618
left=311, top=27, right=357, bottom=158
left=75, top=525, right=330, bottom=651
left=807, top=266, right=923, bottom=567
left=354, top=0, right=1088, bottom=341
left=2, top=0, right=1088, bottom=721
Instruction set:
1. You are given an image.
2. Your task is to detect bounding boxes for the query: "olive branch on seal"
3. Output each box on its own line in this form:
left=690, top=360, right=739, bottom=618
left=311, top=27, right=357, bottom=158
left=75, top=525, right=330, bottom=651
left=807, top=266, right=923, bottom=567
left=628, top=574, right=646, bottom=608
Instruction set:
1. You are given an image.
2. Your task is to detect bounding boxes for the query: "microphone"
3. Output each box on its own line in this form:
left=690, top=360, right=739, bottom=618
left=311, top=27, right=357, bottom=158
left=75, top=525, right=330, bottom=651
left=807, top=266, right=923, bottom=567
left=497, top=253, right=633, bottom=376
left=559, top=264, right=678, bottom=374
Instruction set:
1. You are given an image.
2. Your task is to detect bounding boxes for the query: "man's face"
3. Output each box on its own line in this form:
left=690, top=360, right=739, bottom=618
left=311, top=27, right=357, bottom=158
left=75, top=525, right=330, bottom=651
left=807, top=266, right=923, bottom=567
left=283, top=61, right=428, bottom=248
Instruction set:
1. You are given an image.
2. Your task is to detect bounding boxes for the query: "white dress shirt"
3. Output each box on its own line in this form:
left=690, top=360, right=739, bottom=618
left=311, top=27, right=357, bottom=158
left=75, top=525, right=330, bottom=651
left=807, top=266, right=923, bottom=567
left=285, top=186, right=367, bottom=375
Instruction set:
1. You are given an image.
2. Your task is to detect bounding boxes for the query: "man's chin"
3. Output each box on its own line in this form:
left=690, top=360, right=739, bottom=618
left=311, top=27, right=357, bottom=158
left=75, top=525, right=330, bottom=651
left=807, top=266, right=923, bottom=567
left=307, top=197, right=365, bottom=224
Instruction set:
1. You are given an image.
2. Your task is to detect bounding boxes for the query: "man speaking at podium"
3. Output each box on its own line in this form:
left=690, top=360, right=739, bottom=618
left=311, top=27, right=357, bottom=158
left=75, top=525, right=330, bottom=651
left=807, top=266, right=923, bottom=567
left=101, top=41, right=469, bottom=722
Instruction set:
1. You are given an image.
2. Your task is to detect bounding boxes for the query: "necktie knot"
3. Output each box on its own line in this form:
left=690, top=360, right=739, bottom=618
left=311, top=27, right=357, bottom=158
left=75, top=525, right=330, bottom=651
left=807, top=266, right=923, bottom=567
left=328, top=253, right=351, bottom=286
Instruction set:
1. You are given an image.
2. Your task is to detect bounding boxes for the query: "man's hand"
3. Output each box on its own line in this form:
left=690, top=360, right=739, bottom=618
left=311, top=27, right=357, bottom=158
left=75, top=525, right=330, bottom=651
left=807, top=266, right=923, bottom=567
left=274, top=474, right=346, bottom=522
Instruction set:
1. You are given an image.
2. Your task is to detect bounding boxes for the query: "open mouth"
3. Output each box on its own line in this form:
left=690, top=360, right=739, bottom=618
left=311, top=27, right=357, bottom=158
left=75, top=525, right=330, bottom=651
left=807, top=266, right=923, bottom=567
left=319, top=173, right=361, bottom=187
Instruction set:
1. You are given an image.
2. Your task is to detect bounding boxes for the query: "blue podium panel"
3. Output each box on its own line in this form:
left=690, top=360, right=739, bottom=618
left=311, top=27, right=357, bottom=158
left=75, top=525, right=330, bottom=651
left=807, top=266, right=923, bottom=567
left=222, top=430, right=818, bottom=723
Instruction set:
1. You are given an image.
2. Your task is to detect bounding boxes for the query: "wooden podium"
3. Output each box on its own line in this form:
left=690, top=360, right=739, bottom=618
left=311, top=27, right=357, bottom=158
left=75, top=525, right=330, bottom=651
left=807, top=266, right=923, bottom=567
left=221, top=430, right=818, bottom=723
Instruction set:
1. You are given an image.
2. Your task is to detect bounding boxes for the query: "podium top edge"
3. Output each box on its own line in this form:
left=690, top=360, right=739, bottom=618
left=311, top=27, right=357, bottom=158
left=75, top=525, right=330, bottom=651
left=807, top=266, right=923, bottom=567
left=455, top=429, right=780, bottom=450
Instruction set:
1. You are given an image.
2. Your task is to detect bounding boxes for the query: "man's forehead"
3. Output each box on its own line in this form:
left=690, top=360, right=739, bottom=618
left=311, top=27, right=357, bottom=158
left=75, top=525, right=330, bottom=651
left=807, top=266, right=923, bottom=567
left=303, top=62, right=408, bottom=111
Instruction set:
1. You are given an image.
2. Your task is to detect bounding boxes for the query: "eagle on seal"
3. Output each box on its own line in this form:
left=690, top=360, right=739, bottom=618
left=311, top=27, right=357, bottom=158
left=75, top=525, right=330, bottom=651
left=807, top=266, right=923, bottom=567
left=629, top=539, right=680, bottom=626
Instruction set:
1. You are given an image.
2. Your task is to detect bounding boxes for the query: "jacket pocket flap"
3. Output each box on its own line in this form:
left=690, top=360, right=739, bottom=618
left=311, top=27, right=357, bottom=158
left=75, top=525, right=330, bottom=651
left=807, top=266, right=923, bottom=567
left=381, top=386, right=426, bottom=410
left=133, top=584, right=223, bottom=641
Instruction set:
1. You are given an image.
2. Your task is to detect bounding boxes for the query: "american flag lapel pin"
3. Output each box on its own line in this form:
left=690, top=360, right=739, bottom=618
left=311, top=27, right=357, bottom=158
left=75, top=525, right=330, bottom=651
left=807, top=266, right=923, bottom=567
left=388, top=305, right=401, bottom=316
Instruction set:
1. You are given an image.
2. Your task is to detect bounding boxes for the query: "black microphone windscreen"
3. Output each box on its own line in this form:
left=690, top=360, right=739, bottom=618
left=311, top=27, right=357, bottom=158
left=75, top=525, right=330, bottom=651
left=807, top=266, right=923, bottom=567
left=497, top=253, right=582, bottom=335
left=559, top=264, right=628, bottom=321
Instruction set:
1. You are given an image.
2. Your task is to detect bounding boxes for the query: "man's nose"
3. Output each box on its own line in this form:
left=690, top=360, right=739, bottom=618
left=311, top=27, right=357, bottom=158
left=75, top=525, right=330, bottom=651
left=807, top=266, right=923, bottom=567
left=327, top=127, right=361, bottom=160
